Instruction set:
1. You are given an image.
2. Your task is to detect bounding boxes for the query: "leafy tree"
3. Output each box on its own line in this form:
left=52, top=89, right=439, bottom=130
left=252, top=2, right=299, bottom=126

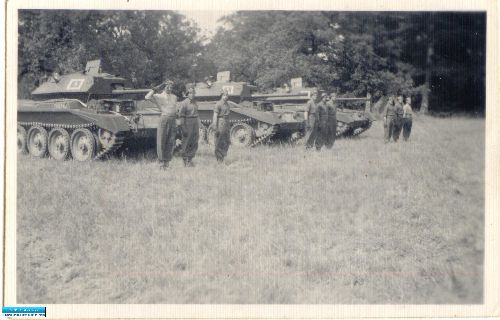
left=18, top=10, right=206, bottom=97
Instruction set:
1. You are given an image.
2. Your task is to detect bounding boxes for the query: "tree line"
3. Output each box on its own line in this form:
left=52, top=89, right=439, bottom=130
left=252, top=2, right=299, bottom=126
left=18, top=10, right=486, bottom=114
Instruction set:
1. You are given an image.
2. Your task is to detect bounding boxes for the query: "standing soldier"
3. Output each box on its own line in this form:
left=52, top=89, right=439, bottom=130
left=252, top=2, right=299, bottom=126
left=392, top=95, right=405, bottom=142
left=304, top=91, right=319, bottom=149
left=315, top=93, right=329, bottom=151
left=178, top=87, right=199, bottom=167
left=145, top=80, right=177, bottom=170
left=402, top=96, right=414, bottom=141
left=213, top=89, right=231, bottom=162
left=325, top=92, right=338, bottom=149
left=384, top=96, right=397, bottom=143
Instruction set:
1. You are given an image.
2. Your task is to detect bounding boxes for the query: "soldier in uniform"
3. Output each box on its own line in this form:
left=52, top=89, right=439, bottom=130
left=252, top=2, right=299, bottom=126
left=178, top=87, right=199, bottom=167
left=145, top=80, right=178, bottom=169
left=402, top=96, right=414, bottom=141
left=304, top=91, right=319, bottom=149
left=315, top=93, right=329, bottom=151
left=213, top=89, right=231, bottom=162
left=392, top=95, right=405, bottom=142
left=384, top=96, right=397, bottom=143
left=325, top=92, right=338, bottom=149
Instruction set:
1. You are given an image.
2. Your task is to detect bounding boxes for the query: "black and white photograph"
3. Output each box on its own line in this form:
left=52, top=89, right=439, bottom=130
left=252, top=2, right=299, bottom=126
left=3, top=0, right=499, bottom=318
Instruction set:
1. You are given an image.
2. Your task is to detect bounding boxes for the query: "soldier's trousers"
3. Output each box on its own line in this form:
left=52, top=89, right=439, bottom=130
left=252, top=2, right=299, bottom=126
left=315, top=120, right=328, bottom=150
left=384, top=116, right=396, bottom=142
left=215, top=118, right=231, bottom=161
left=181, top=117, right=199, bottom=162
left=402, top=118, right=413, bottom=141
left=304, top=115, right=319, bottom=149
left=325, top=117, right=337, bottom=149
left=157, top=115, right=177, bottom=163
left=392, top=117, right=403, bottom=142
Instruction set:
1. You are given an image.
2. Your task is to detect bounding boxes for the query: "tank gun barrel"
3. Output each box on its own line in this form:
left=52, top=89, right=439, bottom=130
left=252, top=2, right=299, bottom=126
left=251, top=93, right=311, bottom=99
left=112, top=89, right=151, bottom=95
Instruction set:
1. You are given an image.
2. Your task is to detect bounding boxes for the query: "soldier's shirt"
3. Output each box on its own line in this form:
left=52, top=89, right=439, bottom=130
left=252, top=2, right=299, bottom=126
left=326, top=100, right=337, bottom=118
left=214, top=100, right=231, bottom=118
left=403, top=103, right=413, bottom=118
left=395, top=102, right=404, bottom=117
left=317, top=101, right=328, bottom=121
left=146, top=92, right=178, bottom=117
left=386, top=103, right=397, bottom=117
left=179, top=98, right=199, bottom=118
left=304, top=99, right=318, bottom=115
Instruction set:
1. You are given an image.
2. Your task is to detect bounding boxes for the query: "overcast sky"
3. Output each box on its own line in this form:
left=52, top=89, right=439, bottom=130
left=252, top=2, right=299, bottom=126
left=180, top=10, right=234, bottom=38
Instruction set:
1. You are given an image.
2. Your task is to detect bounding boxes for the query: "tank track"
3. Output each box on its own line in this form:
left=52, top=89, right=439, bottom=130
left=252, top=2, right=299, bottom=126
left=200, top=118, right=253, bottom=125
left=250, top=125, right=278, bottom=147
left=18, top=121, right=95, bottom=130
left=351, top=121, right=373, bottom=137
left=94, top=133, right=126, bottom=160
left=18, top=121, right=125, bottom=160
left=336, top=123, right=351, bottom=137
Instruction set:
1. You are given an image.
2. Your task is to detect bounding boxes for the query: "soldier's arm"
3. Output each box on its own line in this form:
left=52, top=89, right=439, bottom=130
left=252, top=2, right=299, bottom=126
left=304, top=101, right=310, bottom=121
left=145, top=90, right=155, bottom=101
left=213, top=103, right=219, bottom=130
left=178, top=101, right=186, bottom=126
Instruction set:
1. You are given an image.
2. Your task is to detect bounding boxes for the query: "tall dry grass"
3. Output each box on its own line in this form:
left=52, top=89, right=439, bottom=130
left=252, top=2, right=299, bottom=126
left=17, top=115, right=484, bottom=303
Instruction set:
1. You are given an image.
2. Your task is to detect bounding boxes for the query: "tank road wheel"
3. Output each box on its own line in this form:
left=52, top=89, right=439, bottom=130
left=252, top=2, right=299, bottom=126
left=48, top=128, right=71, bottom=160
left=230, top=122, right=255, bottom=148
left=97, top=128, right=116, bottom=150
left=17, top=125, right=28, bottom=154
left=71, top=128, right=96, bottom=161
left=206, top=124, right=216, bottom=146
left=199, top=125, right=208, bottom=145
left=27, top=126, right=48, bottom=158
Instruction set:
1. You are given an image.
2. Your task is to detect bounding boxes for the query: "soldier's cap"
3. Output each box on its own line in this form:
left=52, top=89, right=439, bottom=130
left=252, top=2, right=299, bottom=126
left=163, top=80, right=174, bottom=86
left=220, top=89, right=230, bottom=96
left=186, top=87, right=196, bottom=94
left=321, top=92, right=328, bottom=98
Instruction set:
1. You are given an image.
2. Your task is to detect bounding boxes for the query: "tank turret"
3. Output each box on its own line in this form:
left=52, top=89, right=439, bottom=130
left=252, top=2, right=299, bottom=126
left=31, top=60, right=129, bottom=101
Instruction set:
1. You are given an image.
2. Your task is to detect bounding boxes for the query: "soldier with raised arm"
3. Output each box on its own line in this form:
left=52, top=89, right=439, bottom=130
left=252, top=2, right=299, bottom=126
left=145, top=80, right=178, bottom=170
left=178, top=87, right=199, bottom=167
left=212, top=89, right=232, bottom=163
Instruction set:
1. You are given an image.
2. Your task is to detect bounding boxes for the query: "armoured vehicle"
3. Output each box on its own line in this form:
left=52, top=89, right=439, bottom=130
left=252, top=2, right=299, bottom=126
left=189, top=71, right=304, bottom=147
left=17, top=61, right=304, bottom=161
left=250, top=78, right=374, bottom=138
left=192, top=72, right=373, bottom=144
left=17, top=60, right=144, bottom=161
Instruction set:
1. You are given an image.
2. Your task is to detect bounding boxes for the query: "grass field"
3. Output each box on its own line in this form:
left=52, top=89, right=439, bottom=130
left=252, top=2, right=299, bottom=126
left=17, top=116, right=484, bottom=304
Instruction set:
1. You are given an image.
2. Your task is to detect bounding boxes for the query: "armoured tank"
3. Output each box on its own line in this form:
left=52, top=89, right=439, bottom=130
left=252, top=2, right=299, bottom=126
left=250, top=78, right=374, bottom=138
left=17, top=60, right=144, bottom=161
left=191, top=72, right=373, bottom=146
left=187, top=71, right=304, bottom=147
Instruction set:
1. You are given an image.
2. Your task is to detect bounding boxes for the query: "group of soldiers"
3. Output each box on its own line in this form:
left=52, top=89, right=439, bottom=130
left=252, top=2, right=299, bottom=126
left=146, top=80, right=414, bottom=169
left=383, top=95, right=414, bottom=143
left=303, top=91, right=339, bottom=151
left=145, top=80, right=232, bottom=169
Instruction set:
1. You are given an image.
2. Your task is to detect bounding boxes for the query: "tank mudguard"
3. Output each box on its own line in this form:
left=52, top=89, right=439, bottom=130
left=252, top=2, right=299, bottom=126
left=230, top=107, right=281, bottom=125
left=71, top=110, right=131, bottom=133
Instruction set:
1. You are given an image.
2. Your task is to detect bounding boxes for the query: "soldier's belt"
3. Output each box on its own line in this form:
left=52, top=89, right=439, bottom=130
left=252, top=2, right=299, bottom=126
left=184, top=115, right=199, bottom=118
